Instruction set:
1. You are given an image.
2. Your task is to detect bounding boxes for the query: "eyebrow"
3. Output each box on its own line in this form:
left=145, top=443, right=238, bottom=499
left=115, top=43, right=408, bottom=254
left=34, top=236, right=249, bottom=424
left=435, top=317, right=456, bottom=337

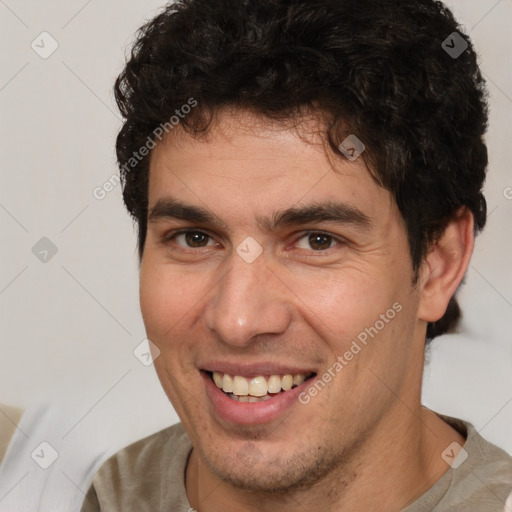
left=148, top=197, right=372, bottom=233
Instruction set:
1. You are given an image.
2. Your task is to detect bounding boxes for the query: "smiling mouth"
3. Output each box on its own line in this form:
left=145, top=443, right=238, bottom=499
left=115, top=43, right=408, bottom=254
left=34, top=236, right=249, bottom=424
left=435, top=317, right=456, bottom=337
left=207, top=371, right=316, bottom=402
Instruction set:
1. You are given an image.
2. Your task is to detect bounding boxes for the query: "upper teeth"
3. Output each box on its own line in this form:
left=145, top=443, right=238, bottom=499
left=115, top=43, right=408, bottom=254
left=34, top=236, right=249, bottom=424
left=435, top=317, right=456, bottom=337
left=212, top=372, right=309, bottom=396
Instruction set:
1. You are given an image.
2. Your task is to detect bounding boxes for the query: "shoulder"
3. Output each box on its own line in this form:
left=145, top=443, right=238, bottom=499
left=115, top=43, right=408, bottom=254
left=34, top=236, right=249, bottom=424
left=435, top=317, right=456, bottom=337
left=439, top=415, right=512, bottom=511
left=84, top=422, right=192, bottom=511
left=98, top=422, right=191, bottom=478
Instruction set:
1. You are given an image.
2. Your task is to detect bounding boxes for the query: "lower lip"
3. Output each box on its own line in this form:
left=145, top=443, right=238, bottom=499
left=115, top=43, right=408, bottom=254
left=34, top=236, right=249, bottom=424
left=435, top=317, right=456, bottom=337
left=201, top=371, right=314, bottom=426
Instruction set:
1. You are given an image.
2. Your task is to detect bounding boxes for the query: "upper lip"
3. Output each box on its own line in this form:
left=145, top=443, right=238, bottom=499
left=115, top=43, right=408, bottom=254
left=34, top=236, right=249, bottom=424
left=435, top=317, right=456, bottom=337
left=201, top=362, right=316, bottom=379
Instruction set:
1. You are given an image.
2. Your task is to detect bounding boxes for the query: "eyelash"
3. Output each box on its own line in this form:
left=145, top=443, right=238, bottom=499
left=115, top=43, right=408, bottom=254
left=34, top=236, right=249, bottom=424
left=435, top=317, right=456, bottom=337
left=161, top=229, right=345, bottom=254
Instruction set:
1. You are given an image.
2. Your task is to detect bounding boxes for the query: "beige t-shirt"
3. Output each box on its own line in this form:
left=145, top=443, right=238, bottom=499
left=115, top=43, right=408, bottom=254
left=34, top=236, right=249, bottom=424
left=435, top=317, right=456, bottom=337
left=81, top=414, right=512, bottom=512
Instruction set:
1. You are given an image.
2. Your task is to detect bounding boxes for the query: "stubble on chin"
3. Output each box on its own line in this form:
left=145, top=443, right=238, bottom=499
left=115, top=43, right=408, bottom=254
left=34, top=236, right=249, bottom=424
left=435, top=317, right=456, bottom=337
left=197, top=434, right=361, bottom=498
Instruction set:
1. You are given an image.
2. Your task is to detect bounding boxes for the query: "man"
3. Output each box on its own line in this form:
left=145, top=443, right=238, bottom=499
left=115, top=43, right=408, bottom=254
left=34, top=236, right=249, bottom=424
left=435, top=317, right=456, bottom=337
left=82, top=0, right=512, bottom=510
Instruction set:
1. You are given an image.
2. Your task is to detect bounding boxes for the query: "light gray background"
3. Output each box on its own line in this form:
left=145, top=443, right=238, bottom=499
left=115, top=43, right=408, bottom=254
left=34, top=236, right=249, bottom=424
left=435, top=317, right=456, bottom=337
left=0, top=0, right=511, bottom=482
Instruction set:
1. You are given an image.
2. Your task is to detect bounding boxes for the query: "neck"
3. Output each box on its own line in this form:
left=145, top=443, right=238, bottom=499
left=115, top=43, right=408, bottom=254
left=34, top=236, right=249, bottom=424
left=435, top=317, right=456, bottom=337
left=186, top=406, right=465, bottom=512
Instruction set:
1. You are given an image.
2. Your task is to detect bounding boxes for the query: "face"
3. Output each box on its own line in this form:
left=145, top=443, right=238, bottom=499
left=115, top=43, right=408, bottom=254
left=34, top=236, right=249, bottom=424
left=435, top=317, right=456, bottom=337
left=139, top=110, right=425, bottom=492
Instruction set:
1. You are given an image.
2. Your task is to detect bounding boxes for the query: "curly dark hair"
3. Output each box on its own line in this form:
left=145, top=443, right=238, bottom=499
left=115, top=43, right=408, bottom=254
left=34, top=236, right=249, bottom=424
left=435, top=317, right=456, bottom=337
left=114, top=0, right=488, bottom=341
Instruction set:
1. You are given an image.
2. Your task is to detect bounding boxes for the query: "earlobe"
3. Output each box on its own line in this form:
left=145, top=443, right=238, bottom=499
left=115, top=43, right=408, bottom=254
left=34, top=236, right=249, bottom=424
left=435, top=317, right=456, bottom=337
left=417, top=207, right=475, bottom=323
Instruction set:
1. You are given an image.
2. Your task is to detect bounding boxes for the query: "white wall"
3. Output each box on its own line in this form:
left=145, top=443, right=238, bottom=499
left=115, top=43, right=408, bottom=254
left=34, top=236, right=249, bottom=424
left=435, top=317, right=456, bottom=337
left=0, top=0, right=510, bottom=473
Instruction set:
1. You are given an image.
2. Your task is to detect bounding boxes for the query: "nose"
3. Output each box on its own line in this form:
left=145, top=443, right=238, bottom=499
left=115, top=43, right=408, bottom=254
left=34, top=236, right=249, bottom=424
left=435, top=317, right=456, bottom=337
left=203, top=248, right=293, bottom=348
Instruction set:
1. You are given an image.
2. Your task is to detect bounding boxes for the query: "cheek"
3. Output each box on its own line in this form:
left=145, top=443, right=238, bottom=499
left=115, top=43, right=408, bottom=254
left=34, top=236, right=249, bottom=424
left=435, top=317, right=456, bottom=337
left=139, top=261, right=193, bottom=339
left=290, top=267, right=392, bottom=340
left=139, top=259, right=220, bottom=350
left=139, top=263, right=201, bottom=392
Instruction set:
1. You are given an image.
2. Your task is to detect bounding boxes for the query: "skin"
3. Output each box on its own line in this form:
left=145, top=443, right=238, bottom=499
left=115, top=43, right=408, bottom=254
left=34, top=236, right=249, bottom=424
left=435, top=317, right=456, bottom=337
left=139, top=108, right=473, bottom=512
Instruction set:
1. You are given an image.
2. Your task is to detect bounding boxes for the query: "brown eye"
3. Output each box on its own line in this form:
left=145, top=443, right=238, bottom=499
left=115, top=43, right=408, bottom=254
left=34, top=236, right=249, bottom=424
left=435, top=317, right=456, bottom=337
left=171, top=230, right=215, bottom=248
left=295, top=232, right=341, bottom=251
left=309, top=233, right=332, bottom=250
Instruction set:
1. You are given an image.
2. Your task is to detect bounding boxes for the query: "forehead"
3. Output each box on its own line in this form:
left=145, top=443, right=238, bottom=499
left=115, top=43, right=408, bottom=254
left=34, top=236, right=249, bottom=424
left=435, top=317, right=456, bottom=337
left=147, top=110, right=395, bottom=227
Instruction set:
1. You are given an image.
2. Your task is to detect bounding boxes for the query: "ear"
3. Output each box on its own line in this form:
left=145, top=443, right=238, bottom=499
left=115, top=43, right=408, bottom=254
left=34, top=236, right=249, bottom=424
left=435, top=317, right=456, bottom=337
left=417, top=207, right=474, bottom=323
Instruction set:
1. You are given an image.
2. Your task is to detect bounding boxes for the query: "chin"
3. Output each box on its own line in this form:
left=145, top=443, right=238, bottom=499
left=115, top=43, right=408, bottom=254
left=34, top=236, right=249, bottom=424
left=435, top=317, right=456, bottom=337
left=201, top=440, right=346, bottom=495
